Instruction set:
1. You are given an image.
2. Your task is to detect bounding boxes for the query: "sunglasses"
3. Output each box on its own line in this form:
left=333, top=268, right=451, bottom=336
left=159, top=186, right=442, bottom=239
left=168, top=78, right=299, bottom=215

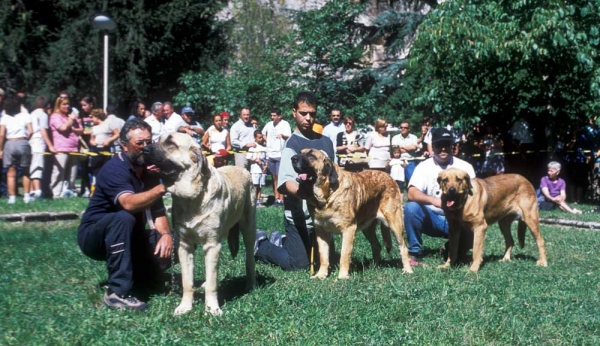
left=345, top=122, right=353, bottom=126
left=132, top=139, right=152, bottom=147
left=296, top=110, right=317, bottom=117
left=400, top=126, right=410, bottom=129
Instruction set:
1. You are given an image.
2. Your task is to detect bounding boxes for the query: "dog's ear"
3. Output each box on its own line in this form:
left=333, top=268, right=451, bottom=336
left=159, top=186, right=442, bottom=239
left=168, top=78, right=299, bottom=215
left=321, top=160, right=338, bottom=185
left=327, top=162, right=338, bottom=185
left=465, top=174, right=473, bottom=195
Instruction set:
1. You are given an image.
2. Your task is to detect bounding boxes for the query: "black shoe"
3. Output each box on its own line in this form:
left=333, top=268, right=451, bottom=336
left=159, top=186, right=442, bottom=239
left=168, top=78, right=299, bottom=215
left=103, top=289, right=147, bottom=311
left=254, top=230, right=268, bottom=255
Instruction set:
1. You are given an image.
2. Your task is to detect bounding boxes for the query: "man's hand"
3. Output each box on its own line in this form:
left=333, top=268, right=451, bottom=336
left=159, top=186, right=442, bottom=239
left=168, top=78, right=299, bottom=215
left=154, top=233, right=174, bottom=258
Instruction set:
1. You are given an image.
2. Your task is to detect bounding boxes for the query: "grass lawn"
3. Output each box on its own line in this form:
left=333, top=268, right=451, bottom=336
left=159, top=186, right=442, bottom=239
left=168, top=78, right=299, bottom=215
left=1, top=196, right=599, bottom=345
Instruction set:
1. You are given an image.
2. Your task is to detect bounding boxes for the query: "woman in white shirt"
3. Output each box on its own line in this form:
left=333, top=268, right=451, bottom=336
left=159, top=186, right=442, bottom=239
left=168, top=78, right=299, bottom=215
left=89, top=108, right=119, bottom=178
left=0, top=96, right=33, bottom=204
left=202, top=113, right=232, bottom=166
left=364, top=118, right=391, bottom=171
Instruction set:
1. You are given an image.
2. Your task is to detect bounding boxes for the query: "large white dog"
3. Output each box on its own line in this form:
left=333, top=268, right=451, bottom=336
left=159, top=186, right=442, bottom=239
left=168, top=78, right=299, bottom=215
left=144, top=133, right=256, bottom=315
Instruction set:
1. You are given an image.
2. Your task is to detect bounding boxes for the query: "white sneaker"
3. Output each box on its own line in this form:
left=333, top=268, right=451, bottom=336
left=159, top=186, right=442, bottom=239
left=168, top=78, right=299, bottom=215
left=24, top=195, right=32, bottom=204
left=8, top=196, right=16, bottom=204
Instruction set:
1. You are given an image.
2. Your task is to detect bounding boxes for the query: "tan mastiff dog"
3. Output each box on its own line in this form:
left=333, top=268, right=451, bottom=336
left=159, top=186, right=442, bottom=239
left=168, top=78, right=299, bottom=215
left=438, top=168, right=548, bottom=272
left=292, top=148, right=413, bottom=279
left=144, top=133, right=256, bottom=315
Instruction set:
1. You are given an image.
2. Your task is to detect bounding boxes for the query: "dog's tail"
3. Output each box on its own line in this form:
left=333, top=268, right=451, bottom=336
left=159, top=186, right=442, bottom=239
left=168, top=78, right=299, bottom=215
left=517, top=220, right=526, bottom=248
left=228, top=223, right=240, bottom=258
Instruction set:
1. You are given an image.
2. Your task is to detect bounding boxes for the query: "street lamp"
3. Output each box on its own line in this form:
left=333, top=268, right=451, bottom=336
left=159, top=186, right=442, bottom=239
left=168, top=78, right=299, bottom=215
left=92, top=14, right=116, bottom=112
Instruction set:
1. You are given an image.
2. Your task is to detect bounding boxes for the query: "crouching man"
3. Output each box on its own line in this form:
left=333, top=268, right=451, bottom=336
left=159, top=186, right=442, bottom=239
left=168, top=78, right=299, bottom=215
left=77, top=119, right=173, bottom=311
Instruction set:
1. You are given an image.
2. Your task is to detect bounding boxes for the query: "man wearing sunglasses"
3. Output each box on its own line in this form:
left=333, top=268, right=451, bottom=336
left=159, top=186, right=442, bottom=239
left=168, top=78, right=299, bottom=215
left=254, top=91, right=335, bottom=271
left=77, top=118, right=173, bottom=311
left=403, top=127, right=475, bottom=266
left=391, top=121, right=419, bottom=187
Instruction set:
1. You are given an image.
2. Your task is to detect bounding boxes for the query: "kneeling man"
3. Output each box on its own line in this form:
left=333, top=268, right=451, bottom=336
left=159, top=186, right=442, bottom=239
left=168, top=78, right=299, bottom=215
left=404, top=128, right=475, bottom=265
left=78, top=119, right=173, bottom=311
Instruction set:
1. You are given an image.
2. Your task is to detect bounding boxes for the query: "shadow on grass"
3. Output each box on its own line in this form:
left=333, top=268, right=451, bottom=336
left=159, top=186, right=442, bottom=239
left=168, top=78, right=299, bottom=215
left=148, top=272, right=276, bottom=306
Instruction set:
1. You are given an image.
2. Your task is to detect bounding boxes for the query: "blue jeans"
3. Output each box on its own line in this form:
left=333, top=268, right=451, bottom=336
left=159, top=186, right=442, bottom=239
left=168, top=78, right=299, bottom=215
left=255, top=217, right=311, bottom=270
left=404, top=161, right=416, bottom=187
left=404, top=201, right=449, bottom=255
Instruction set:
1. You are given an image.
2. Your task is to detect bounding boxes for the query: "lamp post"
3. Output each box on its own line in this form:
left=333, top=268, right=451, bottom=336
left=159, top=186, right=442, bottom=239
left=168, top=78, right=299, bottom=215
left=92, top=14, right=116, bottom=112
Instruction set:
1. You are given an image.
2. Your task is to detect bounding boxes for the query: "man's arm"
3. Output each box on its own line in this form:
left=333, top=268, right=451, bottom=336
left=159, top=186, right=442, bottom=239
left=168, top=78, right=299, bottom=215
left=153, top=214, right=173, bottom=258
left=407, top=186, right=442, bottom=209
left=118, top=184, right=167, bottom=213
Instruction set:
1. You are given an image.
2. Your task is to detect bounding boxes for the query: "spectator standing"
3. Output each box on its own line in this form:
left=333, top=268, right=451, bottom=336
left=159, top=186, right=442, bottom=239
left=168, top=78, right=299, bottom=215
left=0, top=95, right=33, bottom=204
left=162, top=102, right=186, bottom=134
left=322, top=108, right=344, bottom=154
left=229, top=108, right=256, bottom=169
left=89, top=108, right=119, bottom=182
left=106, top=104, right=125, bottom=153
left=145, top=102, right=164, bottom=142
left=247, top=130, right=268, bottom=207
left=364, top=118, right=391, bottom=171
left=335, top=116, right=366, bottom=171
left=49, top=96, right=84, bottom=198
left=178, top=106, right=204, bottom=144
left=202, top=113, right=231, bottom=167
left=389, top=146, right=408, bottom=196
left=262, top=107, right=291, bottom=206
left=127, top=100, right=146, bottom=121
left=391, top=120, right=419, bottom=185
left=29, top=95, right=56, bottom=199
left=79, top=96, right=98, bottom=197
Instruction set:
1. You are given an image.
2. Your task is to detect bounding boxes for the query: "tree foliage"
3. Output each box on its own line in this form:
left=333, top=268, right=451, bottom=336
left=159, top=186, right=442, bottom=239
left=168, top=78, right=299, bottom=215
left=0, top=0, right=227, bottom=111
left=176, top=0, right=374, bottom=125
left=405, top=0, right=600, bottom=133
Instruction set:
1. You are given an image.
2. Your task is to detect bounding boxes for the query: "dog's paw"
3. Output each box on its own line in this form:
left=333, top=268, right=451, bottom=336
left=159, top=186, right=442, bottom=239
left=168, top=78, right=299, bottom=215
left=205, top=305, right=223, bottom=316
left=536, top=259, right=548, bottom=267
left=402, top=267, right=414, bottom=274
left=336, top=273, right=350, bottom=280
left=174, top=303, right=193, bottom=316
left=499, top=256, right=511, bottom=262
left=310, top=272, right=328, bottom=280
left=437, top=263, right=450, bottom=269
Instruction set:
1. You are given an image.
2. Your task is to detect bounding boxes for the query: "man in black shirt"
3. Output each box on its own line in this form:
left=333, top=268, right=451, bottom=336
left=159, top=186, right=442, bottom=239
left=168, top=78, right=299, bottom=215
left=78, top=119, right=173, bottom=311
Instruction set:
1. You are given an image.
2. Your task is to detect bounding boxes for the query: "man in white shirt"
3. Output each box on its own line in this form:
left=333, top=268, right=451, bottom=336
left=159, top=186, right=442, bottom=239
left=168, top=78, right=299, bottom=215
left=261, top=106, right=292, bottom=206
left=229, top=107, right=256, bottom=169
left=162, top=102, right=186, bottom=134
left=144, top=102, right=164, bottom=142
left=391, top=120, right=419, bottom=186
left=404, top=128, right=476, bottom=265
left=322, top=108, right=344, bottom=153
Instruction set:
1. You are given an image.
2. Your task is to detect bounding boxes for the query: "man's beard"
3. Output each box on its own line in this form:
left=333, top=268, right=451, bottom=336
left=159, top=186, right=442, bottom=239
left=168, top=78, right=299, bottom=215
left=127, top=151, right=146, bottom=167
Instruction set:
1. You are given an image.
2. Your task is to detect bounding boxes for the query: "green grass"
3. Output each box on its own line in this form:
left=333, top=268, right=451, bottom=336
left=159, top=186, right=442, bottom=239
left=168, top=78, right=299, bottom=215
left=1, top=202, right=599, bottom=345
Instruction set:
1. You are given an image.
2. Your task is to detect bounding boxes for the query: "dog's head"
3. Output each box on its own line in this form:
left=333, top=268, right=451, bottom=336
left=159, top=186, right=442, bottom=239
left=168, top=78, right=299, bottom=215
left=291, top=148, right=338, bottom=202
left=437, top=167, right=473, bottom=211
left=143, top=133, right=208, bottom=197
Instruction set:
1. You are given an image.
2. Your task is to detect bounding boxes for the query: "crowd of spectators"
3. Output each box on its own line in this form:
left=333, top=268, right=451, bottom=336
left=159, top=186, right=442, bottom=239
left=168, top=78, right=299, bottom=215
left=1, top=87, right=599, bottom=206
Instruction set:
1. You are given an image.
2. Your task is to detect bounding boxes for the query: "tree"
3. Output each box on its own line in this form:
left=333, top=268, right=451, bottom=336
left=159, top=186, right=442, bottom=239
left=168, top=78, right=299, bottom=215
left=0, top=0, right=228, bottom=112
left=404, top=0, right=600, bottom=136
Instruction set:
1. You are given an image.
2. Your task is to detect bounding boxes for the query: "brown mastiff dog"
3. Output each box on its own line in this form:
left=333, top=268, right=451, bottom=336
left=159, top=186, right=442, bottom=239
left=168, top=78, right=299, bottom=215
left=292, top=148, right=413, bottom=279
left=144, top=133, right=256, bottom=315
left=438, top=168, right=548, bottom=272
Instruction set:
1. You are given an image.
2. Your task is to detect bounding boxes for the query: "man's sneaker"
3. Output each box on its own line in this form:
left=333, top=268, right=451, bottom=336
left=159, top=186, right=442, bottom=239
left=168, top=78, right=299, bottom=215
left=7, top=196, right=16, bottom=204
left=254, top=230, right=268, bottom=255
left=103, top=290, right=147, bottom=311
left=269, top=231, right=286, bottom=248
